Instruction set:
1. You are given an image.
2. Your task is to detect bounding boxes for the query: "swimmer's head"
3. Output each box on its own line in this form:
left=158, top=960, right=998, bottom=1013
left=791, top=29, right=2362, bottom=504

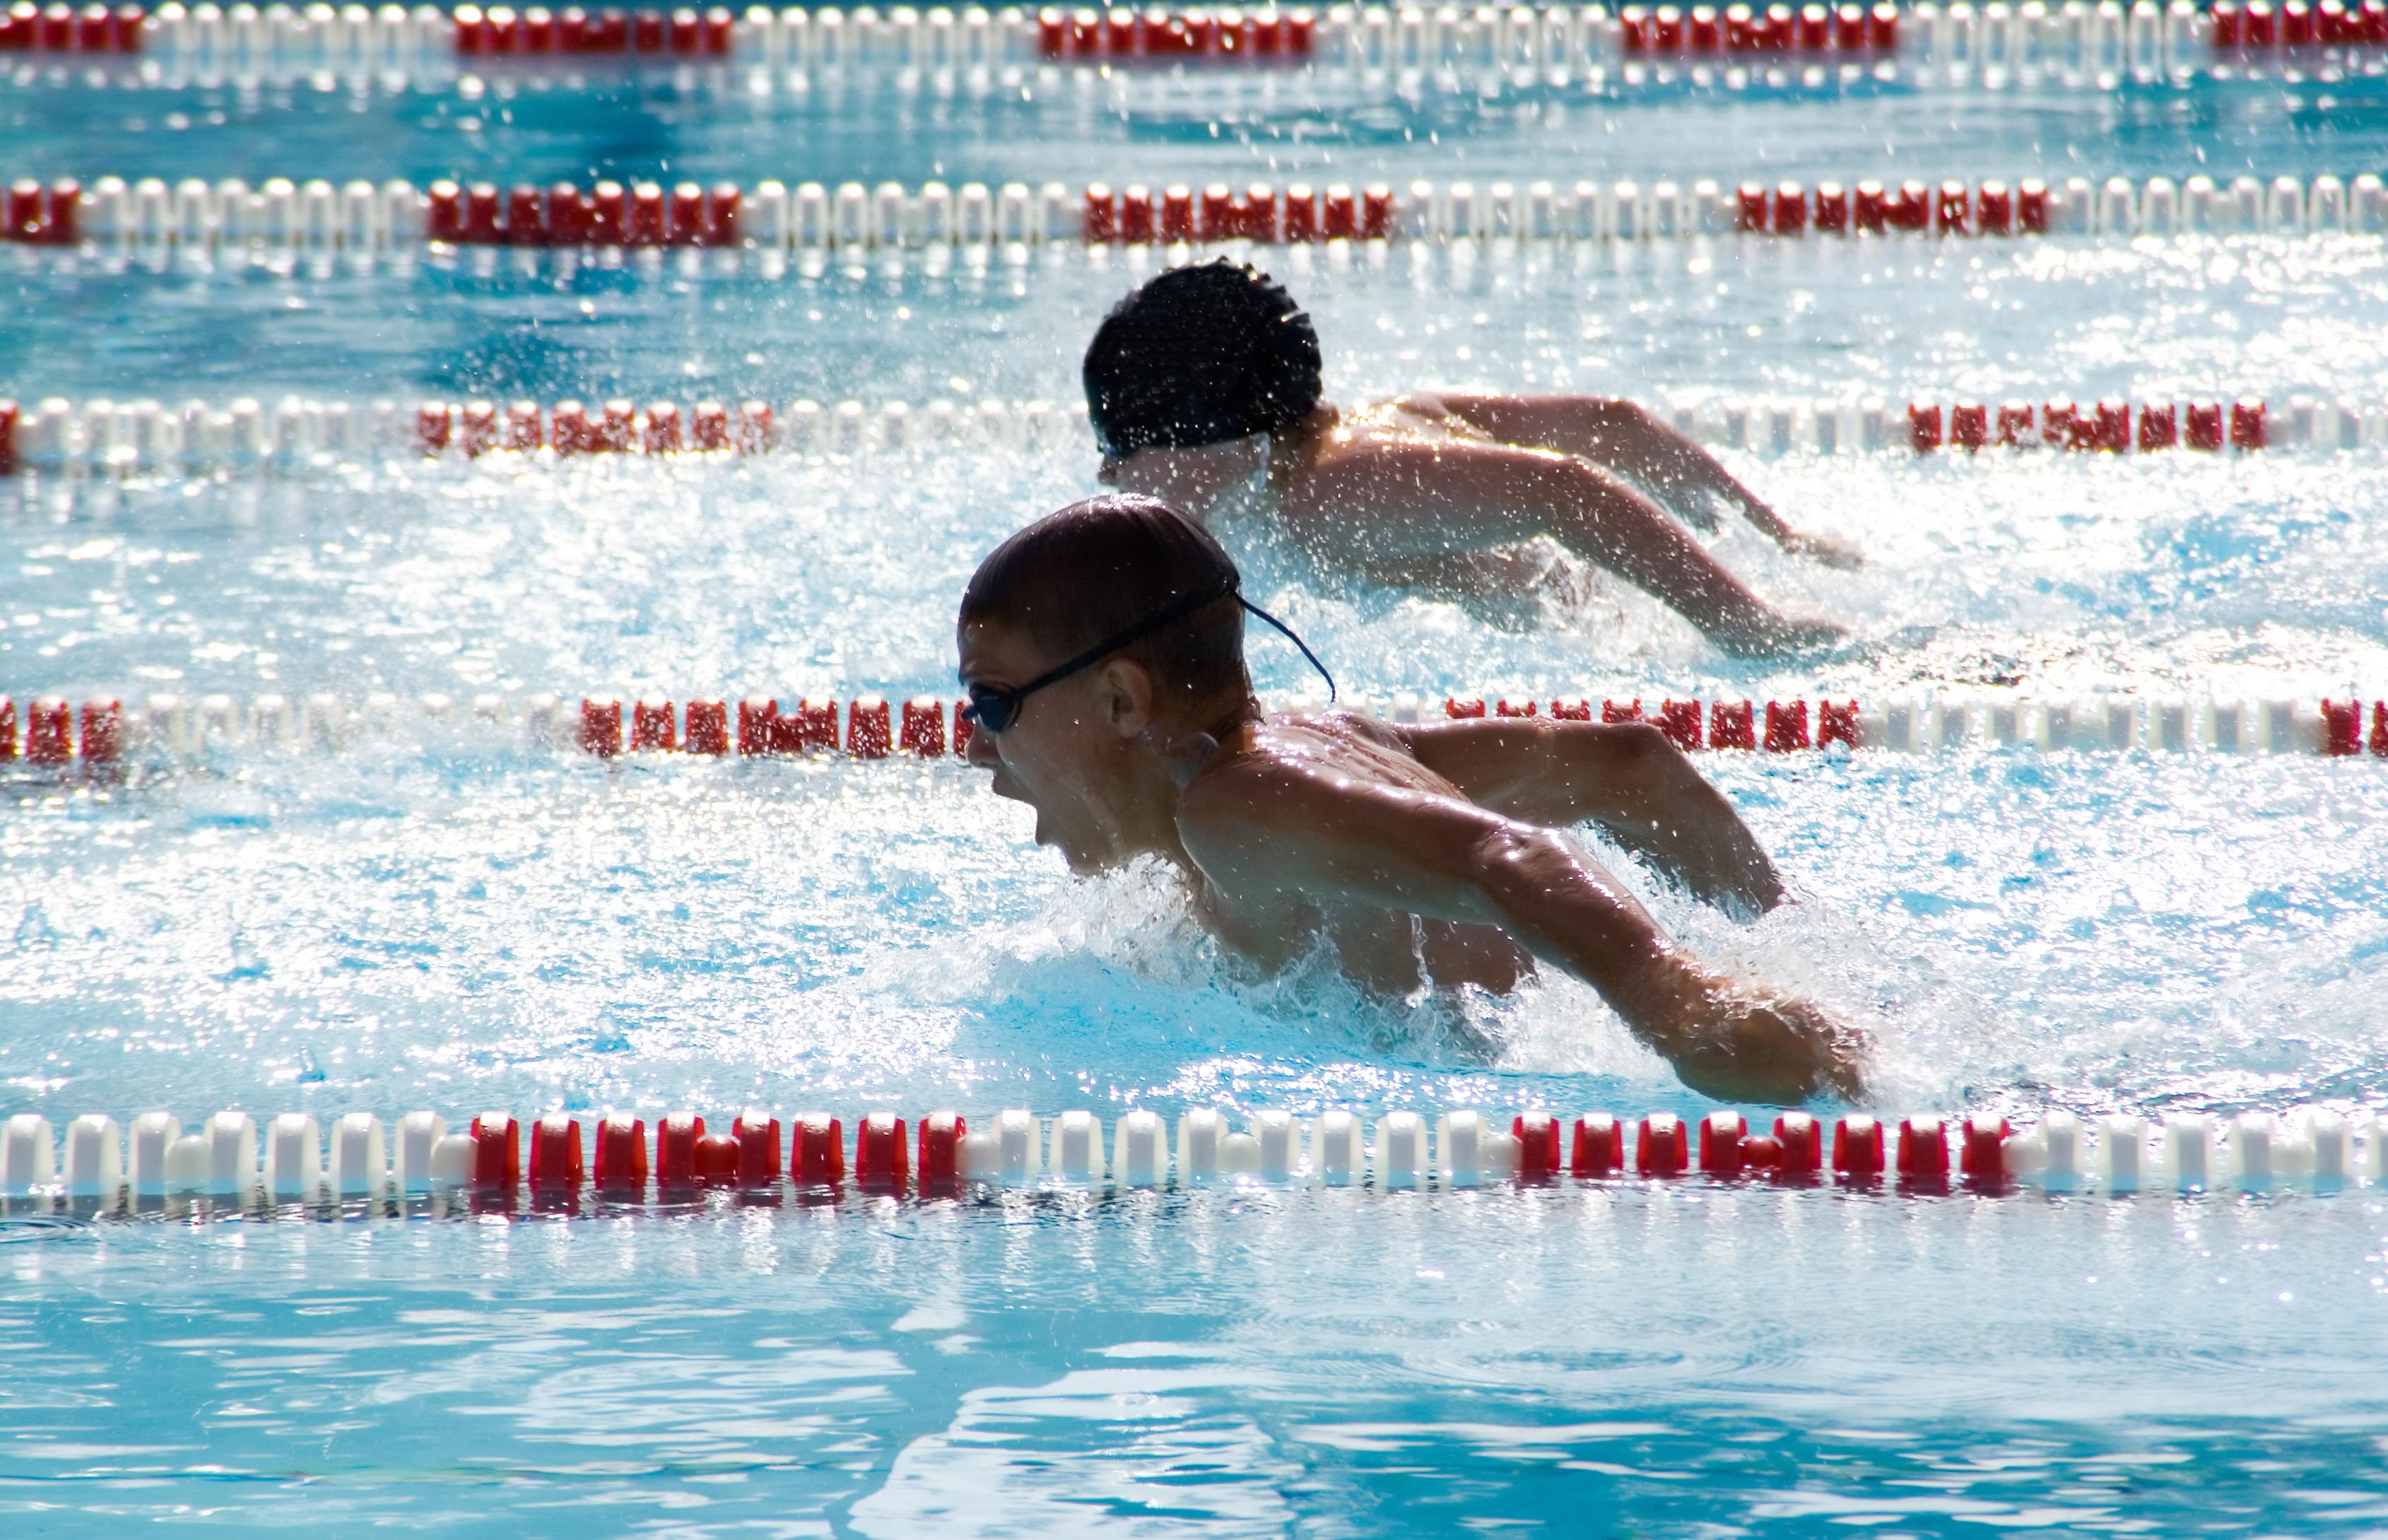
left=1083, top=259, right=1324, bottom=462
left=958, top=495, right=1254, bottom=871
left=959, top=493, right=1251, bottom=716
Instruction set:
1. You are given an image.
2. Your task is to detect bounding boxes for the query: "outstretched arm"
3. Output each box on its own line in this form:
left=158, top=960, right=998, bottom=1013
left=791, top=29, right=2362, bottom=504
left=1412, top=393, right=1861, bottom=570
left=1396, top=717, right=1784, bottom=917
left=1284, top=436, right=1839, bottom=658
left=1176, top=756, right=1866, bottom=1105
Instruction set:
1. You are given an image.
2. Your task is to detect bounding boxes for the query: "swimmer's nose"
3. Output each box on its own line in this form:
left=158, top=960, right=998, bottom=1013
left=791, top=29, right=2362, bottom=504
left=1096, top=457, right=1119, bottom=486
left=964, top=724, right=1001, bottom=768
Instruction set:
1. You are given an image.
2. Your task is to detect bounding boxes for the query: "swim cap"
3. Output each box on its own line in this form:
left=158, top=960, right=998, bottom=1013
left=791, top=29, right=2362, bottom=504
left=961, top=493, right=1252, bottom=706
left=1082, top=259, right=1324, bottom=459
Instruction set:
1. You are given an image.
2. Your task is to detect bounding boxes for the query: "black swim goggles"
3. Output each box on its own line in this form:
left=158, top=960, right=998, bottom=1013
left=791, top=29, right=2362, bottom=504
left=960, top=575, right=1336, bottom=736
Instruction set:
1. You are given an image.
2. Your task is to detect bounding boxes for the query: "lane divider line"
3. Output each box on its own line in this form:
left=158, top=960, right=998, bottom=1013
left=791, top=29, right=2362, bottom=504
left=13, top=2, right=2376, bottom=96
left=0, top=1105, right=2371, bottom=1206
left=11, top=390, right=2365, bottom=476
left=6, top=688, right=2387, bottom=768
left=8, top=170, right=2384, bottom=257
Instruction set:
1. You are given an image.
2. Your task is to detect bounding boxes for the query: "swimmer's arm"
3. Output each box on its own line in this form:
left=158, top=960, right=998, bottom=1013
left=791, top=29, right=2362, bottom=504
left=1286, top=437, right=1815, bottom=657
left=1175, top=758, right=1864, bottom=1105
left=1397, top=718, right=1785, bottom=917
left=1400, top=392, right=1861, bottom=570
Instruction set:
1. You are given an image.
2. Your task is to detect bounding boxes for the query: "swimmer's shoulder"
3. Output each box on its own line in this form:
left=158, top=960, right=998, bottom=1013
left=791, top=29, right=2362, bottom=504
left=1182, top=710, right=1419, bottom=794
left=1338, top=396, right=1467, bottom=435
left=1276, top=707, right=1413, bottom=753
left=1252, top=710, right=1454, bottom=792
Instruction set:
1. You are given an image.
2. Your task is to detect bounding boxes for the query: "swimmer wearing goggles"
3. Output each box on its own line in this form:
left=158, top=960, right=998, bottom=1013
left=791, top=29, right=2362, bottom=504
left=1082, top=258, right=1856, bottom=659
left=958, top=493, right=1869, bottom=1106
left=960, top=572, right=1334, bottom=736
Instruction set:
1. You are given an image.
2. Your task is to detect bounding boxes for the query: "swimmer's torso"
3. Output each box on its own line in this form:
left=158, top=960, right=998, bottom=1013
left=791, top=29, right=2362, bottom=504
left=1178, top=710, right=1532, bottom=998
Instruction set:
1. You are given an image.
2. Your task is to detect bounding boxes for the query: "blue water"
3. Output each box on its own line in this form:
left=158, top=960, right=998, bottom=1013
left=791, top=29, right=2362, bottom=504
left=10, top=44, right=2388, bottom=1538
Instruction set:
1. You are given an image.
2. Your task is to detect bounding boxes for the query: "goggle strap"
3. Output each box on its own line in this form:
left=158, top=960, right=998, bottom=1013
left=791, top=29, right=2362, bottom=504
left=1237, top=596, right=1337, bottom=704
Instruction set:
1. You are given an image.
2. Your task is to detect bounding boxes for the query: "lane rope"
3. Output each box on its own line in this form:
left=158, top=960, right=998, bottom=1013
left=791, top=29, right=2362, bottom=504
left=9, top=168, right=2384, bottom=254
left=0, top=1103, right=2370, bottom=1204
left=6, top=688, right=2387, bottom=768
left=6, top=1, right=2375, bottom=96
left=9, top=389, right=2371, bottom=476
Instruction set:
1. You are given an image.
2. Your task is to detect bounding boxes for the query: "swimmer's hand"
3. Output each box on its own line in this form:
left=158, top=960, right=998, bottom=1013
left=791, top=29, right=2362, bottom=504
left=1780, top=531, right=1864, bottom=571
left=1650, top=984, right=1870, bottom=1106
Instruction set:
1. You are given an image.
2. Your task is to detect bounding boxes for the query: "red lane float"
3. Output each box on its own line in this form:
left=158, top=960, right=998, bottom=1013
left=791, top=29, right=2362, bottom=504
left=1637, top=1112, right=1690, bottom=1175
left=0, top=697, right=123, bottom=770
left=428, top=177, right=740, bottom=247
left=594, top=1113, right=648, bottom=1189
left=563, top=695, right=969, bottom=760
left=1907, top=398, right=2266, bottom=453
left=1630, top=0, right=1900, bottom=52
left=1896, top=1115, right=1948, bottom=1180
left=734, top=1110, right=782, bottom=1185
left=1035, top=6, right=1316, bottom=61
left=449, top=3, right=734, bottom=57
left=1514, top=1112, right=1565, bottom=1177
left=0, top=0, right=144, bottom=51
left=792, top=1112, right=845, bottom=1184
left=856, top=1110, right=909, bottom=1188
left=469, top=1111, right=521, bottom=1187
left=917, top=1110, right=965, bottom=1185
left=1698, top=1110, right=1746, bottom=1173
left=656, top=1110, right=704, bottom=1183
left=1960, top=1113, right=2009, bottom=1179
left=1571, top=1113, right=1625, bottom=1175
left=529, top=1113, right=584, bottom=1188
left=4, top=177, right=82, bottom=246
left=1775, top=1112, right=1824, bottom=1172
left=1833, top=1113, right=1885, bottom=1175
left=1081, top=180, right=1396, bottom=243
left=2213, top=0, right=2388, bottom=46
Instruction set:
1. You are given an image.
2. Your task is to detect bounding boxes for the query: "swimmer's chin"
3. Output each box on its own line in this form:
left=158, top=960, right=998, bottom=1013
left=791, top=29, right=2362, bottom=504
left=1032, top=819, right=1121, bottom=877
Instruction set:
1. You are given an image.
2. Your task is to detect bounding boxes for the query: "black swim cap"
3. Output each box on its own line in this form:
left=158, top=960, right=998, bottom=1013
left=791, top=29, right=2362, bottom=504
left=1083, top=259, right=1324, bottom=459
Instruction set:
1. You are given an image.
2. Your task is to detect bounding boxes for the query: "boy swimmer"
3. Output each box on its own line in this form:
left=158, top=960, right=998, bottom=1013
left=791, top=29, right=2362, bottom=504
left=1083, top=259, right=1856, bottom=659
left=958, top=493, right=1868, bottom=1105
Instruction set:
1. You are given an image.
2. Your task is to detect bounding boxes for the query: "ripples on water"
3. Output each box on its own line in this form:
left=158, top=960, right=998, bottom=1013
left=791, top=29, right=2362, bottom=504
left=10, top=72, right=2388, bottom=1532
left=4, top=1185, right=2388, bottom=1534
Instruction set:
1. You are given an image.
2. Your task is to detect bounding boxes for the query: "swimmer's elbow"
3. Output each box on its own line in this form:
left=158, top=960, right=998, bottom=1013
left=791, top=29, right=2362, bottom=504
left=1601, top=719, right=1674, bottom=770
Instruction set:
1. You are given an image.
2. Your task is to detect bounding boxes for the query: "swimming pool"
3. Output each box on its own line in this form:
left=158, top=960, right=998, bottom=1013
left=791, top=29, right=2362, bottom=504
left=9, top=7, right=2388, bottom=1533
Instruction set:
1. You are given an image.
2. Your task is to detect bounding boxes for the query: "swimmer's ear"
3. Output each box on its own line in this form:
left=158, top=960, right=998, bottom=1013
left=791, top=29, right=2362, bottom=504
left=1091, top=657, right=1157, bottom=739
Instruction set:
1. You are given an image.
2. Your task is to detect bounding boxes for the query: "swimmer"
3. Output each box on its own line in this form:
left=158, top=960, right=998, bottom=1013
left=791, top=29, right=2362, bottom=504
left=1083, top=259, right=1858, bottom=659
left=958, top=493, right=1869, bottom=1106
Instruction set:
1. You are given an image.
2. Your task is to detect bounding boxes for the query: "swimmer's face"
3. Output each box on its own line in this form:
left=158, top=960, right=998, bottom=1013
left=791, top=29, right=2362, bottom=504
left=958, top=616, right=1161, bottom=876
left=1096, top=435, right=1267, bottom=517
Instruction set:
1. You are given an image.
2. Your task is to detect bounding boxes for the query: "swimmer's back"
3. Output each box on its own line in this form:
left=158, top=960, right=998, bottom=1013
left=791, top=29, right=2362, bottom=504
left=1317, top=396, right=1500, bottom=452
left=1175, top=709, right=1535, bottom=995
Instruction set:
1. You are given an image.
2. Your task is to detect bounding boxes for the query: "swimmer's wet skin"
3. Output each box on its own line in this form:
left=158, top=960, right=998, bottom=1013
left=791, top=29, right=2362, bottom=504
left=1083, top=258, right=1854, bottom=659
left=958, top=494, right=1869, bottom=1107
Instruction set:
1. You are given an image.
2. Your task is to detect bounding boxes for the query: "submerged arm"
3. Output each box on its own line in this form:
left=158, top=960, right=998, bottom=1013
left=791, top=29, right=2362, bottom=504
left=1411, top=393, right=1861, bottom=569
left=1175, top=756, right=1866, bottom=1105
left=1397, top=717, right=1785, bottom=917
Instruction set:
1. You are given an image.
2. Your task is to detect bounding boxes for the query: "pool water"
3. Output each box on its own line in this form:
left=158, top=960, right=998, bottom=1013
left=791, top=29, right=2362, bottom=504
left=9, top=22, right=2388, bottom=1536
